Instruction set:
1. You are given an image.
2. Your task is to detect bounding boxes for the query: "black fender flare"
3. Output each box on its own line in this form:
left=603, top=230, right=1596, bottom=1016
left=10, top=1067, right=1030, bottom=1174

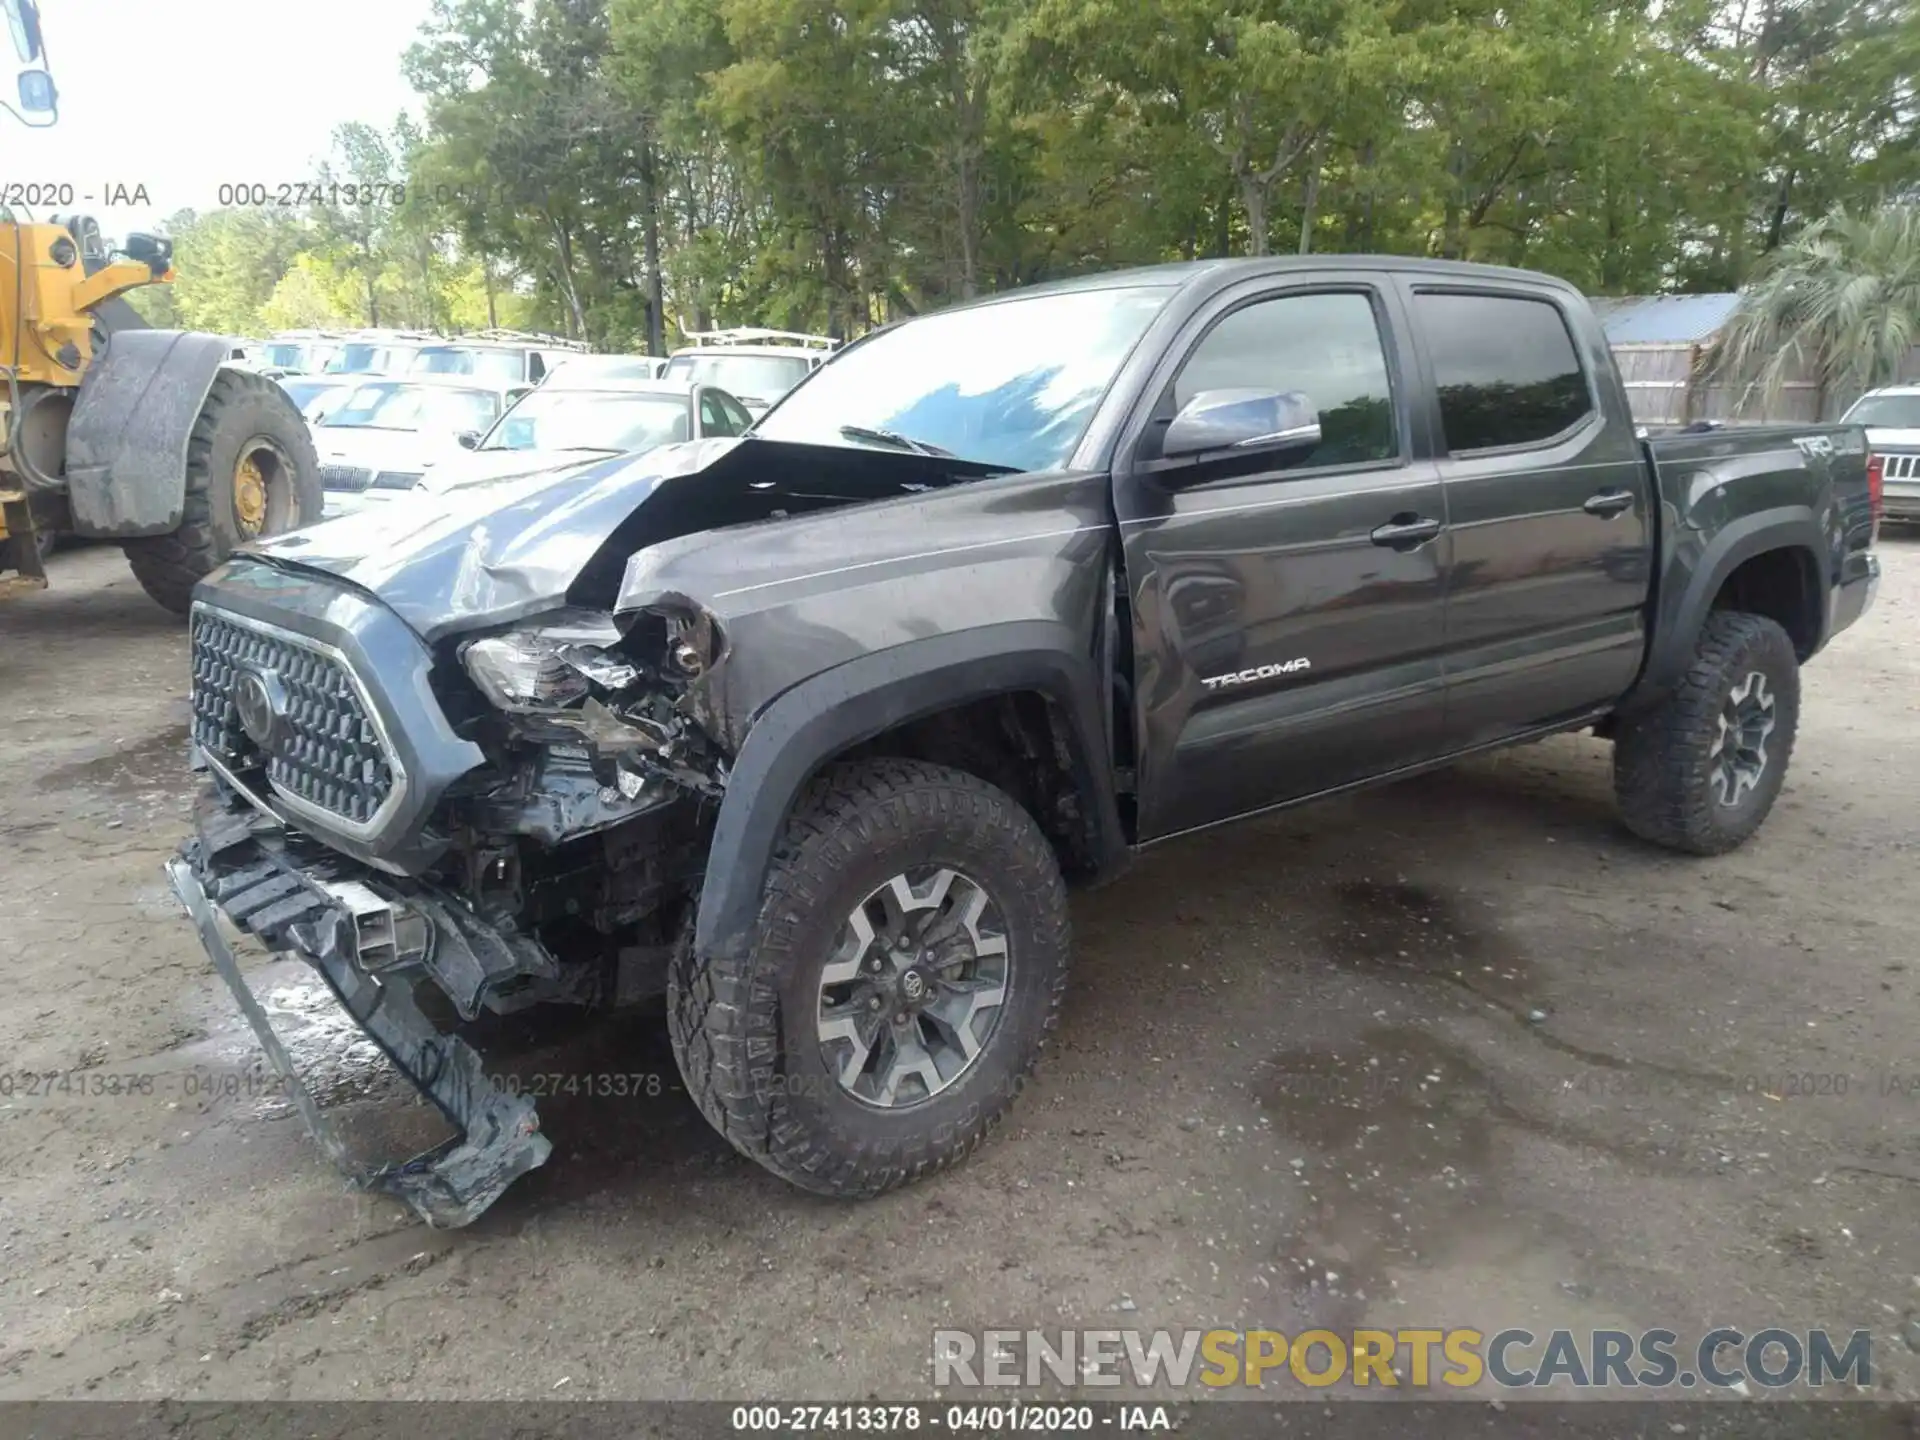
left=65, top=330, right=230, bottom=537
left=691, top=620, right=1127, bottom=963
left=1632, top=507, right=1829, bottom=706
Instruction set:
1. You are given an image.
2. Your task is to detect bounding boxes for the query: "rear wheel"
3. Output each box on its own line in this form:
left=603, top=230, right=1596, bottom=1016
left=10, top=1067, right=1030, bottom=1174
left=123, top=368, right=321, bottom=615
left=668, top=758, right=1071, bottom=1197
left=1613, top=610, right=1801, bottom=855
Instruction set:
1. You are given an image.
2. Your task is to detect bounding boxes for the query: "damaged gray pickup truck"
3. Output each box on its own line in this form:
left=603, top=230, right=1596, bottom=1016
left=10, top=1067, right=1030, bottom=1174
left=168, top=257, right=1881, bottom=1226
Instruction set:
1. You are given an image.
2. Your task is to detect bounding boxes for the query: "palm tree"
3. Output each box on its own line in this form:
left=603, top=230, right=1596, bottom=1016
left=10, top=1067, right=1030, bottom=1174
left=1708, top=203, right=1920, bottom=417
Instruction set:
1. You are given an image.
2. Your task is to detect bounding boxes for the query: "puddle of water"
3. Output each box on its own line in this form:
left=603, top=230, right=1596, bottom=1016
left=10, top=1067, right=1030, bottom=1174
left=1314, top=879, right=1541, bottom=1013
left=178, top=957, right=454, bottom=1164
left=38, top=723, right=194, bottom=795
left=1257, top=1023, right=1503, bottom=1325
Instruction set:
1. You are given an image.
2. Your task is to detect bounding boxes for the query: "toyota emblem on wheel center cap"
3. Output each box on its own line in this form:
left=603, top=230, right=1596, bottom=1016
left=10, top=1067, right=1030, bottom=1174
left=234, top=667, right=289, bottom=752
left=901, top=970, right=927, bottom=1002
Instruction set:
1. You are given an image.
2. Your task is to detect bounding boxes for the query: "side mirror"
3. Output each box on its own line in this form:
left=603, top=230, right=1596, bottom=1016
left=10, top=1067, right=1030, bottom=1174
left=17, top=67, right=53, bottom=115
left=1162, top=388, right=1321, bottom=463
left=456, top=430, right=481, bottom=450
left=5, top=0, right=56, bottom=128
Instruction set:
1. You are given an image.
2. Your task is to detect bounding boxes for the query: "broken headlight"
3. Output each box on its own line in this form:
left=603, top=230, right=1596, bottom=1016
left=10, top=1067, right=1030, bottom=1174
left=460, top=611, right=639, bottom=713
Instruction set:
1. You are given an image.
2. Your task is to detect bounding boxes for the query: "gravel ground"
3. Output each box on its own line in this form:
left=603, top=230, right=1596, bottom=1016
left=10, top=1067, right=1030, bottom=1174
left=0, top=538, right=1914, bottom=1404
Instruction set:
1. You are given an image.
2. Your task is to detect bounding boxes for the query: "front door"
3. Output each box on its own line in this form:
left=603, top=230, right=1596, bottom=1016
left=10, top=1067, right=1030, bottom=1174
left=1113, top=276, right=1451, bottom=841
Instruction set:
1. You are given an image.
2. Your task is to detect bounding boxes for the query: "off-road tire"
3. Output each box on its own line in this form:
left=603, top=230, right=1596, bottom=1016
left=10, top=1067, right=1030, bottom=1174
left=1613, top=611, right=1800, bottom=855
left=122, top=368, right=321, bottom=615
left=668, top=758, right=1071, bottom=1197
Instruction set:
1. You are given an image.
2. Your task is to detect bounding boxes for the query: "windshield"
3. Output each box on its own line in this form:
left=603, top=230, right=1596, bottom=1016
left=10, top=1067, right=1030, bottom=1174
left=661, top=353, right=812, bottom=404
left=1844, top=394, right=1920, bottom=429
left=279, top=379, right=339, bottom=412
left=327, top=343, right=416, bottom=375
left=261, top=344, right=308, bottom=369
left=412, top=346, right=526, bottom=382
left=480, top=390, right=689, bottom=453
left=324, top=382, right=501, bottom=434
left=548, top=356, right=662, bottom=385
left=751, top=285, right=1171, bottom=471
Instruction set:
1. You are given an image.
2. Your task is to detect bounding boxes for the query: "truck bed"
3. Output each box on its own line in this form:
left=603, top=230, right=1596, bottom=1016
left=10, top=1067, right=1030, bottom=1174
left=1632, top=421, right=1878, bottom=706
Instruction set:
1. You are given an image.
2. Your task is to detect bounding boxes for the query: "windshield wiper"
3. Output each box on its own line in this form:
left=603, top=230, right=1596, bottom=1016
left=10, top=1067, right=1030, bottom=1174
left=838, top=424, right=954, bottom=458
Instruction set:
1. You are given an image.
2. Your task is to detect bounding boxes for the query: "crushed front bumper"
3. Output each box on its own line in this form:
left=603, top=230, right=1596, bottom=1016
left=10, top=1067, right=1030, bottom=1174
left=167, top=798, right=552, bottom=1228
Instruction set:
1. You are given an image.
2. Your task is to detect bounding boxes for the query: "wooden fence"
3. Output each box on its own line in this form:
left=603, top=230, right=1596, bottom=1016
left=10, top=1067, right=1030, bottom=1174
left=1612, top=342, right=1920, bottom=426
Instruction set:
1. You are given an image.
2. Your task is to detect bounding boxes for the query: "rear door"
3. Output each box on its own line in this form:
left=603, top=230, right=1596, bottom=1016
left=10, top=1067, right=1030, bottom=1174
left=1113, top=273, right=1451, bottom=840
left=1401, top=284, right=1653, bottom=748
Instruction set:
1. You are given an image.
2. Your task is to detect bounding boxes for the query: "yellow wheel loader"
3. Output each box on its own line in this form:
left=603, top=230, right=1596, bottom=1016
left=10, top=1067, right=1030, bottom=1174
left=2, top=0, right=320, bottom=613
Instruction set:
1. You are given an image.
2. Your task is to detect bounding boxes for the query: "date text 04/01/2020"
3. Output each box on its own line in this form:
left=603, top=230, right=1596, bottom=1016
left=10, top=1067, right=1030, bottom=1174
left=728, top=1404, right=1172, bottom=1432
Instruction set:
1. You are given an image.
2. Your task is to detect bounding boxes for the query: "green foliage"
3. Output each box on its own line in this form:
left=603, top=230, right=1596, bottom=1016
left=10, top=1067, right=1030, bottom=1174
left=154, top=0, right=1920, bottom=368
left=1708, top=203, right=1920, bottom=407
left=259, top=254, right=362, bottom=331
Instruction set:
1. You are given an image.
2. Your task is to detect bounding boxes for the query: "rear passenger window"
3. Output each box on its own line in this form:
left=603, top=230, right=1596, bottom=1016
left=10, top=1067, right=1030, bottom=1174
left=1417, top=292, right=1592, bottom=452
left=1173, top=291, right=1397, bottom=468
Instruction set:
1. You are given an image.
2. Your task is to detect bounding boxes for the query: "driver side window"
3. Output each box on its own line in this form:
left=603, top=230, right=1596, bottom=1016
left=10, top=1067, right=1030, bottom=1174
left=1172, top=291, right=1398, bottom=469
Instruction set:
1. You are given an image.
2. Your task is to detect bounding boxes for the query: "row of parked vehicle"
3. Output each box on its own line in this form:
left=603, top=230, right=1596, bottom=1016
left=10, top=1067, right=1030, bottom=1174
left=238, top=326, right=839, bottom=519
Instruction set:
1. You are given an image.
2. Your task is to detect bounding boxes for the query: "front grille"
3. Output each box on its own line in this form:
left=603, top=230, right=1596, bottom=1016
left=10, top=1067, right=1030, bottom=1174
left=1882, top=452, right=1919, bottom=481
left=319, top=464, right=373, bottom=491
left=190, top=610, right=396, bottom=828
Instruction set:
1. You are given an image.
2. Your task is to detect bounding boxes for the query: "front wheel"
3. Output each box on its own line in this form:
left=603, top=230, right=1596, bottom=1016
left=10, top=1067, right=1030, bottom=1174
left=1613, top=610, right=1801, bottom=855
left=669, top=758, right=1071, bottom=1197
left=123, top=368, right=322, bottom=615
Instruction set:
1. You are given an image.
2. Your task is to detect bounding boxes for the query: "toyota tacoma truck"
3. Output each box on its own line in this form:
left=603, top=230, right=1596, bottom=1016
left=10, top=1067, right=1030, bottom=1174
left=166, top=257, right=1881, bottom=1226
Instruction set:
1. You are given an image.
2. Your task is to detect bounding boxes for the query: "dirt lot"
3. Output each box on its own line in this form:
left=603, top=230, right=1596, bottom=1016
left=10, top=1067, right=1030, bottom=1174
left=0, top=538, right=1915, bottom=1404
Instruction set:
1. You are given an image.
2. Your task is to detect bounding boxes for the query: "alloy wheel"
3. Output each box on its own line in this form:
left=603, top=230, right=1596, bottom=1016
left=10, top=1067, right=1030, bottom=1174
left=815, top=866, right=1011, bottom=1109
left=1709, top=670, right=1776, bottom=807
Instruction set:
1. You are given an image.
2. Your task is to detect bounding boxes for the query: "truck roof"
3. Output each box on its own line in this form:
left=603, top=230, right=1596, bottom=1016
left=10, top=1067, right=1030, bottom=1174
left=944, top=254, right=1583, bottom=311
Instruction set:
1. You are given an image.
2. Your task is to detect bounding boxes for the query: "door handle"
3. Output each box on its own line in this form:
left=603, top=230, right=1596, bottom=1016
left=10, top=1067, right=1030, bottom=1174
left=1583, top=489, right=1635, bottom=518
left=1369, top=514, right=1442, bottom=549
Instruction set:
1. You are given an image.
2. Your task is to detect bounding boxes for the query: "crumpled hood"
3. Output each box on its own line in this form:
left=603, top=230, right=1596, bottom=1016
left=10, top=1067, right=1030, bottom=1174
left=232, top=435, right=1011, bottom=646
left=244, top=437, right=745, bottom=642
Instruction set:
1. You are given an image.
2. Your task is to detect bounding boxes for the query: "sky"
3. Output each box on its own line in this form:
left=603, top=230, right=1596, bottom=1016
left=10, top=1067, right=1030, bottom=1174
left=6, top=0, right=438, bottom=235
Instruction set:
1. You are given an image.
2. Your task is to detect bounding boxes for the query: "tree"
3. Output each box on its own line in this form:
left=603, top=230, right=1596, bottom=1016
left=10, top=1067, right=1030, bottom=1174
left=153, top=0, right=1920, bottom=345
left=260, top=255, right=362, bottom=331
left=1708, top=203, right=1920, bottom=415
left=161, top=207, right=310, bottom=335
left=311, top=122, right=402, bottom=326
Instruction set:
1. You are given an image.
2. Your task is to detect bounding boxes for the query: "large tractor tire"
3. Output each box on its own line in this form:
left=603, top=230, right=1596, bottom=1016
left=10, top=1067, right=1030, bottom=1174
left=122, top=368, right=321, bottom=615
